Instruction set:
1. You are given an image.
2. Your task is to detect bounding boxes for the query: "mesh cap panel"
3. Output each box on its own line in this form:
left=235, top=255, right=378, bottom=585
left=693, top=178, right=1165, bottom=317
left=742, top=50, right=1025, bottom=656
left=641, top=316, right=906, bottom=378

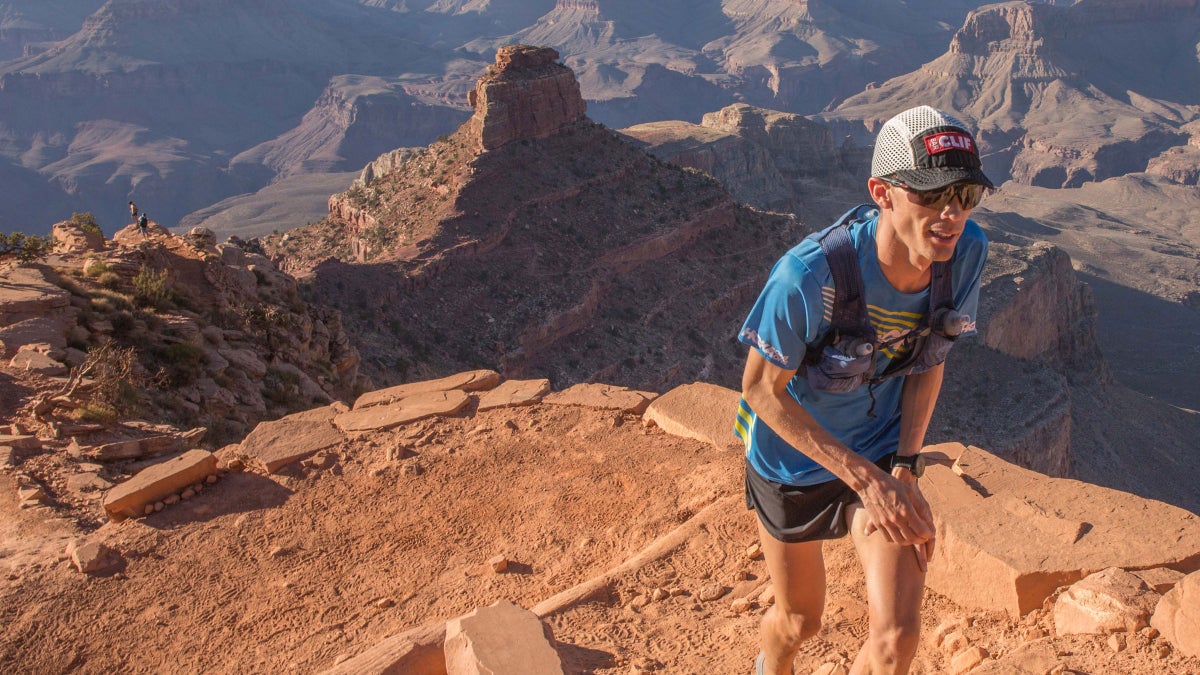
left=871, top=106, right=993, bottom=188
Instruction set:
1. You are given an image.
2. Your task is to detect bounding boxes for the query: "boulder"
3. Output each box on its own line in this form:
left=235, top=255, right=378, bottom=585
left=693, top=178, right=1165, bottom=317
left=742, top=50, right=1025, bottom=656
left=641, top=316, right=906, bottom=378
left=186, top=227, right=217, bottom=249
left=1151, top=569, right=1200, bottom=657
left=51, top=220, right=105, bottom=254
left=67, top=540, right=122, bottom=574
left=444, top=600, right=563, bottom=675
left=1053, top=567, right=1159, bottom=635
left=354, top=370, right=499, bottom=410
left=924, top=443, right=1200, bottom=616
left=641, top=382, right=742, bottom=451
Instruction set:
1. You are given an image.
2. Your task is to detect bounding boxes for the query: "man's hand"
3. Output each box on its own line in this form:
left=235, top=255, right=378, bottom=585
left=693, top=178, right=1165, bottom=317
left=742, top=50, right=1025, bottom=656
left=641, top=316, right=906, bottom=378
left=859, top=469, right=936, bottom=569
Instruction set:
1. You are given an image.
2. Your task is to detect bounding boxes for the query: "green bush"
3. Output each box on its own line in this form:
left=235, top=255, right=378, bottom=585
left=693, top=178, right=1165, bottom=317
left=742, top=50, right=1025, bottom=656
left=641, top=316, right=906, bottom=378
left=0, top=232, right=53, bottom=262
left=83, top=259, right=110, bottom=277
left=96, top=271, right=122, bottom=289
left=77, top=402, right=120, bottom=424
left=109, top=310, right=135, bottom=336
left=133, top=265, right=173, bottom=308
left=70, top=212, right=103, bottom=237
left=154, top=342, right=206, bottom=387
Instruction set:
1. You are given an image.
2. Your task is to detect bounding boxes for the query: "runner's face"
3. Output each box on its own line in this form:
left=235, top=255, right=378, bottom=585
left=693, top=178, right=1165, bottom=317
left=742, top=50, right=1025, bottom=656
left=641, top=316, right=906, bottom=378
left=884, top=181, right=975, bottom=264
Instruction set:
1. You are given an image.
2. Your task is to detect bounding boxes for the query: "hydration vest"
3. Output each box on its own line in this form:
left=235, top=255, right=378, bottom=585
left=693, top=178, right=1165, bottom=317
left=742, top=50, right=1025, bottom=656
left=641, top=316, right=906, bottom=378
left=799, top=205, right=966, bottom=404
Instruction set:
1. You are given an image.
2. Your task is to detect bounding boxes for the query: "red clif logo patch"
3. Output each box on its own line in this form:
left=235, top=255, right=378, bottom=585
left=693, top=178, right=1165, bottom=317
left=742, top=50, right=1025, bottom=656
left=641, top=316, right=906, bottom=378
left=924, top=131, right=975, bottom=155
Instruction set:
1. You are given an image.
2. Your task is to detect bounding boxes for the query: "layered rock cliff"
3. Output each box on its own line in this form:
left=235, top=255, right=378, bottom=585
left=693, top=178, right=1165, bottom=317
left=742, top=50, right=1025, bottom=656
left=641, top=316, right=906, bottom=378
left=230, top=75, right=471, bottom=181
left=268, top=46, right=796, bottom=391
left=622, top=103, right=868, bottom=213
left=825, top=0, right=1200, bottom=188
left=464, top=45, right=587, bottom=153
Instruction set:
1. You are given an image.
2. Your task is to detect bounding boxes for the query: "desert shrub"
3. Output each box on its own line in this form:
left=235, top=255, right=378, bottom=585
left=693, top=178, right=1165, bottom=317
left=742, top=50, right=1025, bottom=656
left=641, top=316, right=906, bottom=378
left=96, top=271, right=122, bottom=289
left=262, top=366, right=304, bottom=409
left=76, top=343, right=143, bottom=416
left=132, top=265, right=173, bottom=308
left=0, top=232, right=53, bottom=262
left=83, top=259, right=110, bottom=278
left=153, top=342, right=206, bottom=387
left=109, top=310, right=135, bottom=336
left=77, top=402, right=120, bottom=424
left=70, top=212, right=102, bottom=237
left=90, top=290, right=133, bottom=313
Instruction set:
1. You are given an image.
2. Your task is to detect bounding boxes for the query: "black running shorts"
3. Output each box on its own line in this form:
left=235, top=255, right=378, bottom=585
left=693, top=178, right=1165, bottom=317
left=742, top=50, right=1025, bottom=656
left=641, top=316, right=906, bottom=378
left=745, top=454, right=894, bottom=543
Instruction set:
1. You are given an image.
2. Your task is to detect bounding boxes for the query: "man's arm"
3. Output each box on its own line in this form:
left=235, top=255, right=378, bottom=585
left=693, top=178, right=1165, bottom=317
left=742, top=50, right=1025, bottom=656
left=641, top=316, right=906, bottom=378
left=897, top=362, right=944, bottom=458
left=741, top=349, right=934, bottom=548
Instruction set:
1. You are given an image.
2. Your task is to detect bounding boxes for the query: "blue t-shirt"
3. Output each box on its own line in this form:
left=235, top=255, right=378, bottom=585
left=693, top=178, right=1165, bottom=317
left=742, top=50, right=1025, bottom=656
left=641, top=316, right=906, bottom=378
left=736, top=208, right=988, bottom=486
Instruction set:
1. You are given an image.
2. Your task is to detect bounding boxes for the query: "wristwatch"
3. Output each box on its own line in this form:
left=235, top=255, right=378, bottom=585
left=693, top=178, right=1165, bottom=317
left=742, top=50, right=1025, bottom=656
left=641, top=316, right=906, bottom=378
left=891, top=453, right=926, bottom=478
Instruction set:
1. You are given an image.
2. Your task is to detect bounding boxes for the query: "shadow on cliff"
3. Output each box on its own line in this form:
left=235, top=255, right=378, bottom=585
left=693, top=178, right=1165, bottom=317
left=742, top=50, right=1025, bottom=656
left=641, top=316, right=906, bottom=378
left=1080, top=273, right=1200, bottom=411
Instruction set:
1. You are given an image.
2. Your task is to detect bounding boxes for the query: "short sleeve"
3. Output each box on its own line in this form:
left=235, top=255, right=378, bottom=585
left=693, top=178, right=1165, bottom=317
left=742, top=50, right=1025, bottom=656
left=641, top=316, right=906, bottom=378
left=738, top=253, right=826, bottom=370
left=952, top=222, right=989, bottom=336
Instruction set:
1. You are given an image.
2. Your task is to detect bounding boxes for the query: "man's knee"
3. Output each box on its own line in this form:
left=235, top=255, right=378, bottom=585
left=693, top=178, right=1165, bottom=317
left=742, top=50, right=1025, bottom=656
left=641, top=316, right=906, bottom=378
left=774, top=606, right=823, bottom=643
left=868, top=624, right=920, bottom=664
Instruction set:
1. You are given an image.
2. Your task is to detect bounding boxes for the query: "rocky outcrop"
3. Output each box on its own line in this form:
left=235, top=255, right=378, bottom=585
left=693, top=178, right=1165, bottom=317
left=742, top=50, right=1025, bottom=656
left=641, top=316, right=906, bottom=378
left=826, top=0, right=1198, bottom=188
left=622, top=103, right=868, bottom=213
left=934, top=241, right=1107, bottom=478
left=0, top=225, right=364, bottom=445
left=1146, top=145, right=1200, bottom=185
left=465, top=45, right=587, bottom=152
left=980, top=242, right=1106, bottom=377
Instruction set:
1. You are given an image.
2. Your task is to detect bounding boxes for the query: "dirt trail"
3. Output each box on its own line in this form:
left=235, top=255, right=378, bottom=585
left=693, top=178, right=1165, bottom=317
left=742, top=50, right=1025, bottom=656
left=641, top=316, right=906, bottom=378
left=0, top=402, right=1196, bottom=674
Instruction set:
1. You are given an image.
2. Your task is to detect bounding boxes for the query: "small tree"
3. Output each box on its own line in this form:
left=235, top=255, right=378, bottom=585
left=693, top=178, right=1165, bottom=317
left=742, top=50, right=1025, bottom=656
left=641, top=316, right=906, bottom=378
left=70, top=212, right=103, bottom=237
left=0, top=232, right=53, bottom=262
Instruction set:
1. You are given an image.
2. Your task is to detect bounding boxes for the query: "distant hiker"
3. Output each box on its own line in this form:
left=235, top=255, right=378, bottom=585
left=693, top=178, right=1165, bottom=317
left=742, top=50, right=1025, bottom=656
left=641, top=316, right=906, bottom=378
left=129, top=200, right=138, bottom=220
left=737, top=106, right=992, bottom=675
left=137, top=212, right=149, bottom=238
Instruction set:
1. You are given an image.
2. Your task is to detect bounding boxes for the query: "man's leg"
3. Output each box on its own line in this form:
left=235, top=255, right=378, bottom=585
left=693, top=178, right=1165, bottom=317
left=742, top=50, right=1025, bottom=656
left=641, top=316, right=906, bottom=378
left=845, top=503, right=926, bottom=675
left=756, top=517, right=825, bottom=675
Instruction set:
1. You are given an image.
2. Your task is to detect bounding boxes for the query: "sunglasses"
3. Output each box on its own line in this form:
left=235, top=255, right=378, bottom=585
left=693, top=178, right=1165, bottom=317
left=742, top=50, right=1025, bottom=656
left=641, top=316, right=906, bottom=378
left=881, top=178, right=988, bottom=211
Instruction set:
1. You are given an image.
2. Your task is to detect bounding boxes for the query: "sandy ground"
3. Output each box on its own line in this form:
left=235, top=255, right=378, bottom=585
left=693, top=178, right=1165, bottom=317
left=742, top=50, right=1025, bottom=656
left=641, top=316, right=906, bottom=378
left=2, top=396, right=1198, bottom=675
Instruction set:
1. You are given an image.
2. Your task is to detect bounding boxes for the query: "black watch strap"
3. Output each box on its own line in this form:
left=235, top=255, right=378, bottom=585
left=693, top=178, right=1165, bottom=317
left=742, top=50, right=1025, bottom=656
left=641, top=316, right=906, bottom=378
left=891, top=453, right=925, bottom=478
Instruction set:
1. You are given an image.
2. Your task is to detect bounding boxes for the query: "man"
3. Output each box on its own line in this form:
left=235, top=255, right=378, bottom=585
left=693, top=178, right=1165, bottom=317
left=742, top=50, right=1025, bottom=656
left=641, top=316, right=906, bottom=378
left=736, top=106, right=991, bottom=675
left=138, top=212, right=149, bottom=238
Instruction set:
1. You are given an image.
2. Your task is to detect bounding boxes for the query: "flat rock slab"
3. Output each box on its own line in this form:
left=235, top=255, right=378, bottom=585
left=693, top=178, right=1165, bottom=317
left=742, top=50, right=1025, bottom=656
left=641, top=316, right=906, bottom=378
left=241, top=405, right=344, bottom=473
left=1152, top=569, right=1200, bottom=657
left=445, top=600, right=563, bottom=675
left=0, top=317, right=68, bottom=358
left=924, top=443, right=1200, bottom=616
left=0, top=266, right=71, bottom=317
left=477, top=378, right=551, bottom=411
left=102, top=449, right=217, bottom=521
left=86, top=434, right=181, bottom=462
left=354, top=370, right=499, bottom=410
left=642, top=382, right=742, bottom=451
left=542, top=383, right=657, bottom=415
left=0, top=435, right=41, bottom=451
left=336, top=390, right=470, bottom=433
